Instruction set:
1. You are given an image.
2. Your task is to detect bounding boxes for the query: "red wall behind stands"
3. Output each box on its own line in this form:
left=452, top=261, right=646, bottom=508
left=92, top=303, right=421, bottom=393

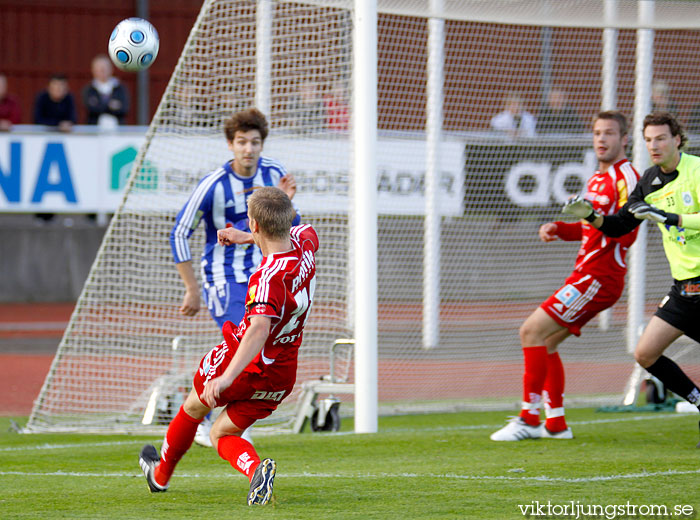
left=0, top=0, right=201, bottom=125
left=3, top=2, right=700, bottom=132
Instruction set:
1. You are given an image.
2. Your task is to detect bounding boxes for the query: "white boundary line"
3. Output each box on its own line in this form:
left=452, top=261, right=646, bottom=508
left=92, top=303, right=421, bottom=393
left=1, top=469, right=700, bottom=484
left=380, top=412, right=688, bottom=433
left=0, top=440, right=149, bottom=452
left=0, top=322, right=67, bottom=331
left=2, top=414, right=698, bottom=485
left=2, top=413, right=691, bottom=452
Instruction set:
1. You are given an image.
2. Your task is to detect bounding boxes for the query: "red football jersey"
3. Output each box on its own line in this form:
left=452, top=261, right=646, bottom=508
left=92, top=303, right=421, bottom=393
left=556, top=158, right=640, bottom=280
left=232, top=223, right=319, bottom=387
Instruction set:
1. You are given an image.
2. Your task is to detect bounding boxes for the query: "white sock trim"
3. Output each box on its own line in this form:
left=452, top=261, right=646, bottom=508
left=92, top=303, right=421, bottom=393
left=521, top=401, right=540, bottom=415
left=545, top=406, right=565, bottom=418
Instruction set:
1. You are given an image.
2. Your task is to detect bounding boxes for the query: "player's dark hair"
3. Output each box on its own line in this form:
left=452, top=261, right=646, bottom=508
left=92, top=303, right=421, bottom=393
left=594, top=110, right=628, bottom=136
left=50, top=74, right=68, bottom=82
left=224, top=108, right=269, bottom=142
left=248, top=186, right=296, bottom=239
left=643, top=111, right=687, bottom=149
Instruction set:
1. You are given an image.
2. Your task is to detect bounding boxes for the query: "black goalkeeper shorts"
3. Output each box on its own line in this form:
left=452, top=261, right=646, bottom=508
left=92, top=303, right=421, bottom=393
left=654, top=277, right=700, bottom=343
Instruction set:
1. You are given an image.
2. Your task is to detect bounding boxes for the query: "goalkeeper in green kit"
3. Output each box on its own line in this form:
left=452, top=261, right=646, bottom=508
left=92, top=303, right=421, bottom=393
left=564, top=112, right=700, bottom=441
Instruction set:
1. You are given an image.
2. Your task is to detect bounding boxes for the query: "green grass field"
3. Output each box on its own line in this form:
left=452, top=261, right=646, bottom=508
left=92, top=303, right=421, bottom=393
left=2, top=409, right=699, bottom=519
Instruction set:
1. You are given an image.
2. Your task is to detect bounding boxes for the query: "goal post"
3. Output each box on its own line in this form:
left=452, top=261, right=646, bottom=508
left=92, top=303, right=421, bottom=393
left=26, top=0, right=700, bottom=434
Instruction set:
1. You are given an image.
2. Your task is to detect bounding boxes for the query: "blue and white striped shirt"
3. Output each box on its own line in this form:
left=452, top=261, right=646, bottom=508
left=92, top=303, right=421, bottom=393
left=170, top=157, right=299, bottom=285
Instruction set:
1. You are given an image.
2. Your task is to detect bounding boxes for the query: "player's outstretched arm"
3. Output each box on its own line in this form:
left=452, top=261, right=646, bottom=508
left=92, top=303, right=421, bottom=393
left=630, top=203, right=700, bottom=229
left=628, top=201, right=679, bottom=225
left=217, top=227, right=254, bottom=246
left=538, top=222, right=558, bottom=242
left=562, top=195, right=603, bottom=227
left=176, top=261, right=200, bottom=316
left=278, top=173, right=297, bottom=200
left=200, top=316, right=271, bottom=407
left=680, top=213, right=700, bottom=229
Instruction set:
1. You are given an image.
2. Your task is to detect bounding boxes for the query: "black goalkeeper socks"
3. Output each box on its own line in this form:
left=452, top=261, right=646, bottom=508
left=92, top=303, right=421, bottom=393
left=645, top=356, right=700, bottom=405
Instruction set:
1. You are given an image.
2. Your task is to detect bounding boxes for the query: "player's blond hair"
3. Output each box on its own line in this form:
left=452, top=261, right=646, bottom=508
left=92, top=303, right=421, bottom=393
left=248, top=187, right=296, bottom=239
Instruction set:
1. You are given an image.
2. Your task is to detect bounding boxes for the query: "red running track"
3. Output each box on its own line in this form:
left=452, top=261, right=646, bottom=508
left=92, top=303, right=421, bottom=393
left=0, top=303, right=73, bottom=415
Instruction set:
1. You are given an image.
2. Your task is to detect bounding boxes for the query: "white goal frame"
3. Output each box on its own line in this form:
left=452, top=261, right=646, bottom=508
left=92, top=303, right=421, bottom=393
left=26, top=0, right=700, bottom=434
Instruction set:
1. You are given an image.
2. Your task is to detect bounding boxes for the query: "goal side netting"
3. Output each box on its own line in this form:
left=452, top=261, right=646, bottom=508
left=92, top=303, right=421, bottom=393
left=26, top=0, right=700, bottom=433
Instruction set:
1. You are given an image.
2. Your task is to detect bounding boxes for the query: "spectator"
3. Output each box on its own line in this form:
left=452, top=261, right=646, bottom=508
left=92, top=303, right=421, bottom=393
left=651, top=80, right=677, bottom=116
left=537, top=88, right=584, bottom=134
left=490, top=92, right=536, bottom=138
left=33, top=74, right=76, bottom=132
left=0, top=73, right=22, bottom=131
left=288, top=79, right=325, bottom=134
left=324, top=81, right=349, bottom=132
left=82, top=54, right=129, bottom=127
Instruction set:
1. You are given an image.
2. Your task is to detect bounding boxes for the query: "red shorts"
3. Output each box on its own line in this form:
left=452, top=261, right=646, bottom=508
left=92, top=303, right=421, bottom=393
left=540, top=271, right=623, bottom=336
left=192, top=338, right=294, bottom=430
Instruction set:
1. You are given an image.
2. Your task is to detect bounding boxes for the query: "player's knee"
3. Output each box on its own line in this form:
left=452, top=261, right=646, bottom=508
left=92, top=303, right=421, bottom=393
left=634, top=348, right=656, bottom=368
left=519, top=321, right=539, bottom=345
left=209, top=429, right=219, bottom=448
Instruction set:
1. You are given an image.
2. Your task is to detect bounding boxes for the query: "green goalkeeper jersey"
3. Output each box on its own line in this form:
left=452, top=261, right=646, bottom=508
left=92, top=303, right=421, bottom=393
left=644, top=153, right=700, bottom=280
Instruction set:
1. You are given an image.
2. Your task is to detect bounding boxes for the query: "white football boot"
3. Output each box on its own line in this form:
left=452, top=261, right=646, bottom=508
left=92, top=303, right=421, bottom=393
left=490, top=417, right=542, bottom=441
left=541, top=425, right=573, bottom=439
left=194, top=413, right=213, bottom=447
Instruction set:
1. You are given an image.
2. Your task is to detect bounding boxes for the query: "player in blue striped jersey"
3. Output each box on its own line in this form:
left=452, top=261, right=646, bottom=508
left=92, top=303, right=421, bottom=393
left=170, top=108, right=299, bottom=329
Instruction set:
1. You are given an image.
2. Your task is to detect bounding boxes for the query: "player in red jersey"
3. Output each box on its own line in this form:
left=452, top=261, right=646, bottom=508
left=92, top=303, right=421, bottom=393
left=139, top=186, right=318, bottom=505
left=491, top=111, right=640, bottom=441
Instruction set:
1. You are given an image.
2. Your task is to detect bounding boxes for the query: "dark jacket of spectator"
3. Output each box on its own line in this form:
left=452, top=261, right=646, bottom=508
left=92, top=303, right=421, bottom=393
left=82, top=79, right=129, bottom=125
left=33, top=90, right=77, bottom=126
left=537, top=105, right=584, bottom=133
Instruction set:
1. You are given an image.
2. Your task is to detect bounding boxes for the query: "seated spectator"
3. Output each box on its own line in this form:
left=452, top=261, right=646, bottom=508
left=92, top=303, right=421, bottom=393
left=288, top=79, right=326, bottom=134
left=651, top=79, right=677, bottom=116
left=33, top=74, right=76, bottom=132
left=324, top=81, right=349, bottom=132
left=82, top=54, right=129, bottom=127
left=0, top=73, right=22, bottom=131
left=537, top=88, right=583, bottom=133
left=490, top=92, right=536, bottom=138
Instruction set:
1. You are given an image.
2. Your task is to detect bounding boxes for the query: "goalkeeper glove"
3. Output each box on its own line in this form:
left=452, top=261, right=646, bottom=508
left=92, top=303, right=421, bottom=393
left=628, top=201, right=680, bottom=226
left=562, top=195, right=600, bottom=223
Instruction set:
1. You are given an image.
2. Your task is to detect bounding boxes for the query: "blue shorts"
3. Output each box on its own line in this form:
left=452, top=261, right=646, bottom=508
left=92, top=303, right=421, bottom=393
left=201, top=280, right=247, bottom=328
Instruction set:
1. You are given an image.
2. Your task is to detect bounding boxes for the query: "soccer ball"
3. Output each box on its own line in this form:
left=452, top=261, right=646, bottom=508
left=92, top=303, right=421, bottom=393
left=108, top=18, right=159, bottom=72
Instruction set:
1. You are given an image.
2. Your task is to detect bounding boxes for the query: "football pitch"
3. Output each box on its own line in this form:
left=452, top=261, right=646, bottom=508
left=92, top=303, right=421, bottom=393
left=1, top=409, right=699, bottom=519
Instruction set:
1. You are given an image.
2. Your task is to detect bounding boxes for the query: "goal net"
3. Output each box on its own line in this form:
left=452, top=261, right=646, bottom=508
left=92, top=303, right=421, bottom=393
left=26, top=0, right=700, bottom=433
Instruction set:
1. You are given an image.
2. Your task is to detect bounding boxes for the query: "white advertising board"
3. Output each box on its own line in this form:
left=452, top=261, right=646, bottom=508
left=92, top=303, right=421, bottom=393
left=0, top=132, right=466, bottom=216
left=0, top=132, right=145, bottom=212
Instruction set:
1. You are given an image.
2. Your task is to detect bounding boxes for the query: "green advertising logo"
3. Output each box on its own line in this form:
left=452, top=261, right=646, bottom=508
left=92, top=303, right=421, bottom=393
left=111, top=146, right=158, bottom=191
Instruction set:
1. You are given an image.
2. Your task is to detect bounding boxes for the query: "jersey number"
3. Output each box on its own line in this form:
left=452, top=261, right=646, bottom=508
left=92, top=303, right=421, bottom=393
left=278, top=276, right=316, bottom=337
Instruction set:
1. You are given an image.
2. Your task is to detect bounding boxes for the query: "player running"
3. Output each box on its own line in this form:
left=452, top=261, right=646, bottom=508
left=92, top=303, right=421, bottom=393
left=140, top=187, right=318, bottom=505
left=564, top=112, right=700, bottom=442
left=491, top=111, right=640, bottom=441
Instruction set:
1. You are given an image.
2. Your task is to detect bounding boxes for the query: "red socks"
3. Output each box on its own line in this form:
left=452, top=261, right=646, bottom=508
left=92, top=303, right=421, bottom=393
left=519, top=346, right=548, bottom=426
left=154, top=406, right=201, bottom=487
left=543, top=352, right=567, bottom=432
left=217, top=435, right=261, bottom=480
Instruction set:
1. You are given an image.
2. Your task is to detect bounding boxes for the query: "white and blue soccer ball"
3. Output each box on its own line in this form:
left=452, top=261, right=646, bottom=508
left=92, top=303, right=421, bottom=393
left=108, top=18, right=159, bottom=72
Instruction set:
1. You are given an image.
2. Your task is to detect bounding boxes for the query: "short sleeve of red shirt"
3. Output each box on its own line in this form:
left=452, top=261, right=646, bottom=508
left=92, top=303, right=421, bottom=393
left=291, top=224, right=320, bottom=253
left=246, top=269, right=286, bottom=320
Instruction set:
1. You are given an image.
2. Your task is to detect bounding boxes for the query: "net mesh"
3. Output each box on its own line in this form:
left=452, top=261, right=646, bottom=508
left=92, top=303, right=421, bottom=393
left=26, top=0, right=700, bottom=432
